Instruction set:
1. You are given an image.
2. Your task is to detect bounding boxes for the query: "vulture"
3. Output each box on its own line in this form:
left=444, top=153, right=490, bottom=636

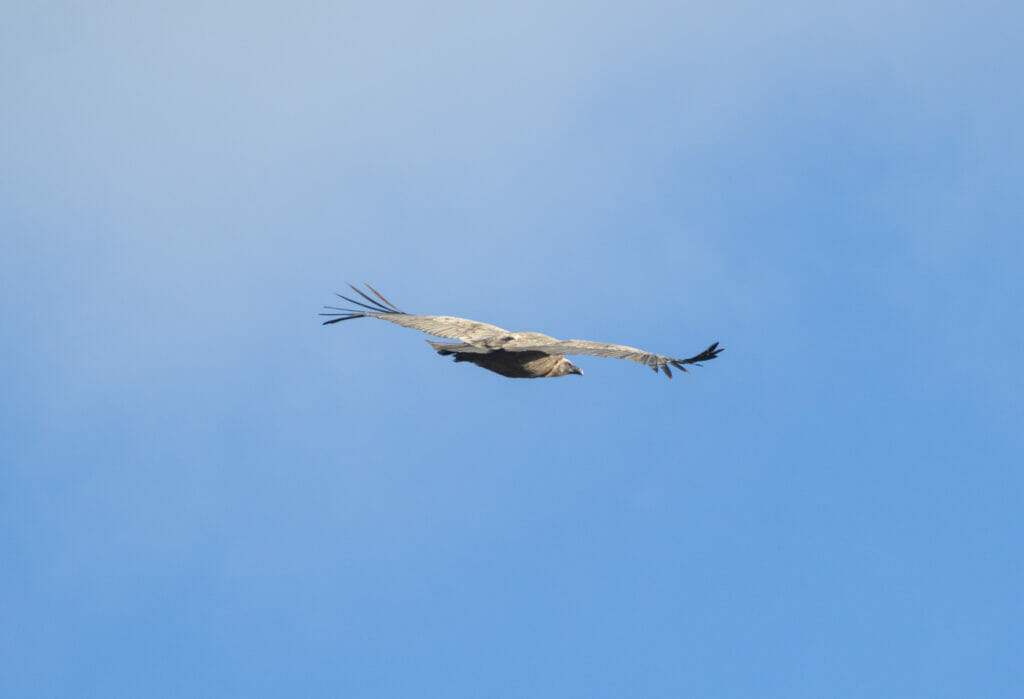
left=321, top=284, right=723, bottom=380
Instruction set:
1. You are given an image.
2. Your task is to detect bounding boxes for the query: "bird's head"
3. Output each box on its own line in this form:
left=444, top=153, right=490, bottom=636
left=553, top=358, right=583, bottom=377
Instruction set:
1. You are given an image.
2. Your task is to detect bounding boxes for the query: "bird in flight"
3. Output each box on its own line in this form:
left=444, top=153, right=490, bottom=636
left=321, top=284, right=723, bottom=380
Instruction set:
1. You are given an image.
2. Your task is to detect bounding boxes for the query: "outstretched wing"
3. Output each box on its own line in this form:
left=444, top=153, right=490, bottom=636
left=320, top=283, right=513, bottom=346
left=506, top=338, right=723, bottom=379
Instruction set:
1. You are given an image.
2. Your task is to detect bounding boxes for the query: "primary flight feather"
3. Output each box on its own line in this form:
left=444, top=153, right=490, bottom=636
left=321, top=284, right=723, bottom=380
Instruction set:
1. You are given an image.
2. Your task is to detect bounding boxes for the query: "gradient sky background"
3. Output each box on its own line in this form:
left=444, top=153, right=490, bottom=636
left=2, top=2, right=1022, bottom=696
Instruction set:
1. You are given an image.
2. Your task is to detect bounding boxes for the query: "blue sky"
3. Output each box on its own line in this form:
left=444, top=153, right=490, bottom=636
left=2, top=2, right=1022, bottom=696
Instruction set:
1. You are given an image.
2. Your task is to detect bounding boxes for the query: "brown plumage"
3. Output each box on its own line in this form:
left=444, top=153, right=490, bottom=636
left=321, top=284, right=723, bottom=380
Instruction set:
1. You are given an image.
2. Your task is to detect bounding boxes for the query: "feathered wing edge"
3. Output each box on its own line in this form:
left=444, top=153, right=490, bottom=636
left=666, top=341, right=724, bottom=377
left=320, top=283, right=406, bottom=324
left=613, top=340, right=724, bottom=379
left=321, top=285, right=514, bottom=343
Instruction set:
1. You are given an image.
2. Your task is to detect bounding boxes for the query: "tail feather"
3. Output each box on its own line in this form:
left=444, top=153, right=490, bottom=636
left=426, top=340, right=491, bottom=356
left=427, top=340, right=459, bottom=355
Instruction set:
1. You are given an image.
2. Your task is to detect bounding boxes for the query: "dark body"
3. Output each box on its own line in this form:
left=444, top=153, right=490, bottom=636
left=447, top=349, right=572, bottom=379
